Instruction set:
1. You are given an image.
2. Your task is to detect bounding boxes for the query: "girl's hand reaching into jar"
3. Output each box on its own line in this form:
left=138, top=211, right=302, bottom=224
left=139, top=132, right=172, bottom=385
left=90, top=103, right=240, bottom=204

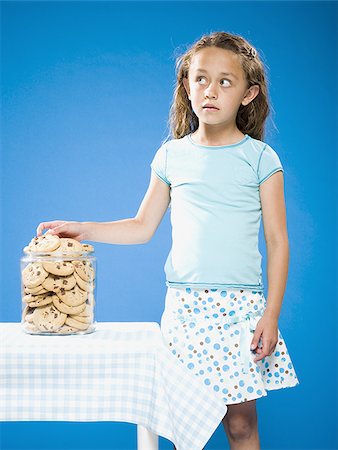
left=36, top=220, right=87, bottom=242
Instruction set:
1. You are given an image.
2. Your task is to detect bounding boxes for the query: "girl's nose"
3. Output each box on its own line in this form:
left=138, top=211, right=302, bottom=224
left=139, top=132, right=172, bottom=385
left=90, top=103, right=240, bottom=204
left=205, top=85, right=217, bottom=98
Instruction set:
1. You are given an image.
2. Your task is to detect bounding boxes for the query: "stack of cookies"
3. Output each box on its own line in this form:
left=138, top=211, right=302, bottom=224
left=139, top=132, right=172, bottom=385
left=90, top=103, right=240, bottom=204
left=21, top=233, right=96, bottom=335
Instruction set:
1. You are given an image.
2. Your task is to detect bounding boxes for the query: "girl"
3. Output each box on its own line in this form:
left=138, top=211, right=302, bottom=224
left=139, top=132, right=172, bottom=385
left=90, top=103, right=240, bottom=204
left=37, top=31, right=299, bottom=450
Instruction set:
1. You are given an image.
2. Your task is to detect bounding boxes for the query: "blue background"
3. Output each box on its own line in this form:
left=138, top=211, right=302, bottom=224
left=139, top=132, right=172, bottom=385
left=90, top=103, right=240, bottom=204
left=1, top=1, right=337, bottom=449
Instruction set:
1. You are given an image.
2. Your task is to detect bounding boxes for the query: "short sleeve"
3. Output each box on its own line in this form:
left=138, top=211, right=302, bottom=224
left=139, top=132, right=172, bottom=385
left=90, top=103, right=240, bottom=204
left=150, top=143, right=170, bottom=185
left=257, top=144, right=284, bottom=185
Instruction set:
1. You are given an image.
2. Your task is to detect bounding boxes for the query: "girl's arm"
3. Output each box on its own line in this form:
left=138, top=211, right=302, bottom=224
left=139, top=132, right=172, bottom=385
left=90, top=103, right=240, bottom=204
left=259, top=170, right=289, bottom=321
left=250, top=170, right=289, bottom=362
left=36, top=171, right=171, bottom=245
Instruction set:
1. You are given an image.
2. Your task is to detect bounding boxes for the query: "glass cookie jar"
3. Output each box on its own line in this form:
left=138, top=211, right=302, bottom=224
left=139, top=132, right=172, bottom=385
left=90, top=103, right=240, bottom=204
left=20, top=248, right=97, bottom=335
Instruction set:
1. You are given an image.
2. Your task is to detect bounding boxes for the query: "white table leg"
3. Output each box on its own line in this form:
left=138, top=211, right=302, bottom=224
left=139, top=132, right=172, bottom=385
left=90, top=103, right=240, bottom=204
left=137, top=425, right=159, bottom=450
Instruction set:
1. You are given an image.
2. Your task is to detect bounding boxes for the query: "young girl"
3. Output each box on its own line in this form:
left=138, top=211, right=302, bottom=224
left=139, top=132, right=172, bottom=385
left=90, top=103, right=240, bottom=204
left=37, top=31, right=299, bottom=450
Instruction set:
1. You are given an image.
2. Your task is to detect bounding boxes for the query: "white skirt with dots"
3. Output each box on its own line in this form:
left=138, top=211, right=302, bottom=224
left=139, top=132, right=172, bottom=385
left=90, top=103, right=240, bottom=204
left=160, top=287, right=300, bottom=405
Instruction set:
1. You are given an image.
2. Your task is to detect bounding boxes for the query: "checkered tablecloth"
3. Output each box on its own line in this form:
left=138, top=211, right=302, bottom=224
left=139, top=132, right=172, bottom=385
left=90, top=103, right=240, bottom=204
left=0, top=322, right=227, bottom=450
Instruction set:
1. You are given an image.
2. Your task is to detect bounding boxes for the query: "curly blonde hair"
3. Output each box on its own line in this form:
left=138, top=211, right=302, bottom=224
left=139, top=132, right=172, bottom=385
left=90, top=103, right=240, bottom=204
left=164, top=31, right=273, bottom=142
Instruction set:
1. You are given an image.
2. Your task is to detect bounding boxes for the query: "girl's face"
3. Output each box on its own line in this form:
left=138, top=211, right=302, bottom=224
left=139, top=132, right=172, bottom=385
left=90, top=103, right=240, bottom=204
left=183, top=47, right=259, bottom=129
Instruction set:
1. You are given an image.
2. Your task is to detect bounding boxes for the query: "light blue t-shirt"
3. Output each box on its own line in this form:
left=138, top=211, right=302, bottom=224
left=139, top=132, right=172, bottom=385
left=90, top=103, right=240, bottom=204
left=150, top=133, right=284, bottom=291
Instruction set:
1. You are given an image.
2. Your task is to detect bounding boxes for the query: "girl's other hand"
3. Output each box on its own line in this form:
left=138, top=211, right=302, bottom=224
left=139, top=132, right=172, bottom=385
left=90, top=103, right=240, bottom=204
left=36, top=220, right=86, bottom=242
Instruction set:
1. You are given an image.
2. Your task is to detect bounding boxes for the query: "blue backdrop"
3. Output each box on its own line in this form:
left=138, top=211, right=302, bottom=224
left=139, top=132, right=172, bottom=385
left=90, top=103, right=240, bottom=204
left=1, top=1, right=337, bottom=449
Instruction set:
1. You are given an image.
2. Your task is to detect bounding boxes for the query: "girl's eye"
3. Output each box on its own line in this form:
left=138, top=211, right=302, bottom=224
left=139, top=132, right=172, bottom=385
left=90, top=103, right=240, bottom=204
left=196, top=76, right=231, bottom=86
left=220, top=79, right=231, bottom=86
left=196, top=76, right=206, bottom=83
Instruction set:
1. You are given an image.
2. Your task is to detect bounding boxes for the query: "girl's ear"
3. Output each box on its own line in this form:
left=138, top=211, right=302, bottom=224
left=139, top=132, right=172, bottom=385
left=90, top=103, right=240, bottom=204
left=241, top=85, right=260, bottom=106
left=183, top=77, right=191, bottom=99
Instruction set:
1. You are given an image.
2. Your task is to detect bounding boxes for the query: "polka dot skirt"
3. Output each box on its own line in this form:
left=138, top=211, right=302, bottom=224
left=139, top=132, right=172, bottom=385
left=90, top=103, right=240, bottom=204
left=160, top=287, right=300, bottom=405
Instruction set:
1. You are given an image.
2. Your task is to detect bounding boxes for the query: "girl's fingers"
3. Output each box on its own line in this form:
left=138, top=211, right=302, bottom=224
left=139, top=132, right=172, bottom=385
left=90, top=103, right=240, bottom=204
left=49, top=224, right=79, bottom=239
left=36, top=220, right=81, bottom=240
left=36, top=222, right=52, bottom=236
left=47, top=224, right=64, bottom=235
left=36, top=224, right=49, bottom=236
left=255, top=340, right=270, bottom=362
left=45, top=228, right=56, bottom=234
left=36, top=221, right=65, bottom=237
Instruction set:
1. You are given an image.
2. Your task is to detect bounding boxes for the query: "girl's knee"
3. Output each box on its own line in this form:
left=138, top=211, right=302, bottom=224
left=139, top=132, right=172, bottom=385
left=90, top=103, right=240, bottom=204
left=227, top=414, right=258, bottom=441
left=223, top=401, right=258, bottom=442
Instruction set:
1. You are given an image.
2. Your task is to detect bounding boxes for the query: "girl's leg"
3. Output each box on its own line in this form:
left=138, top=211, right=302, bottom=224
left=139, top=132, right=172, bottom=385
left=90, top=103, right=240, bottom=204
left=173, top=399, right=259, bottom=450
left=222, top=399, right=260, bottom=450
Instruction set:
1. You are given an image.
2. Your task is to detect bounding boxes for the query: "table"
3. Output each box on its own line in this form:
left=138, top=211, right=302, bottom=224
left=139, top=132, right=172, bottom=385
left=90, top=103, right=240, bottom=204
left=0, top=322, right=227, bottom=450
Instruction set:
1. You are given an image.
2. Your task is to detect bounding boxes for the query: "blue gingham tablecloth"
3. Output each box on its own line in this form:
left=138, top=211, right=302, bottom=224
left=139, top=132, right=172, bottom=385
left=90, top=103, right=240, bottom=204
left=0, top=322, right=227, bottom=450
